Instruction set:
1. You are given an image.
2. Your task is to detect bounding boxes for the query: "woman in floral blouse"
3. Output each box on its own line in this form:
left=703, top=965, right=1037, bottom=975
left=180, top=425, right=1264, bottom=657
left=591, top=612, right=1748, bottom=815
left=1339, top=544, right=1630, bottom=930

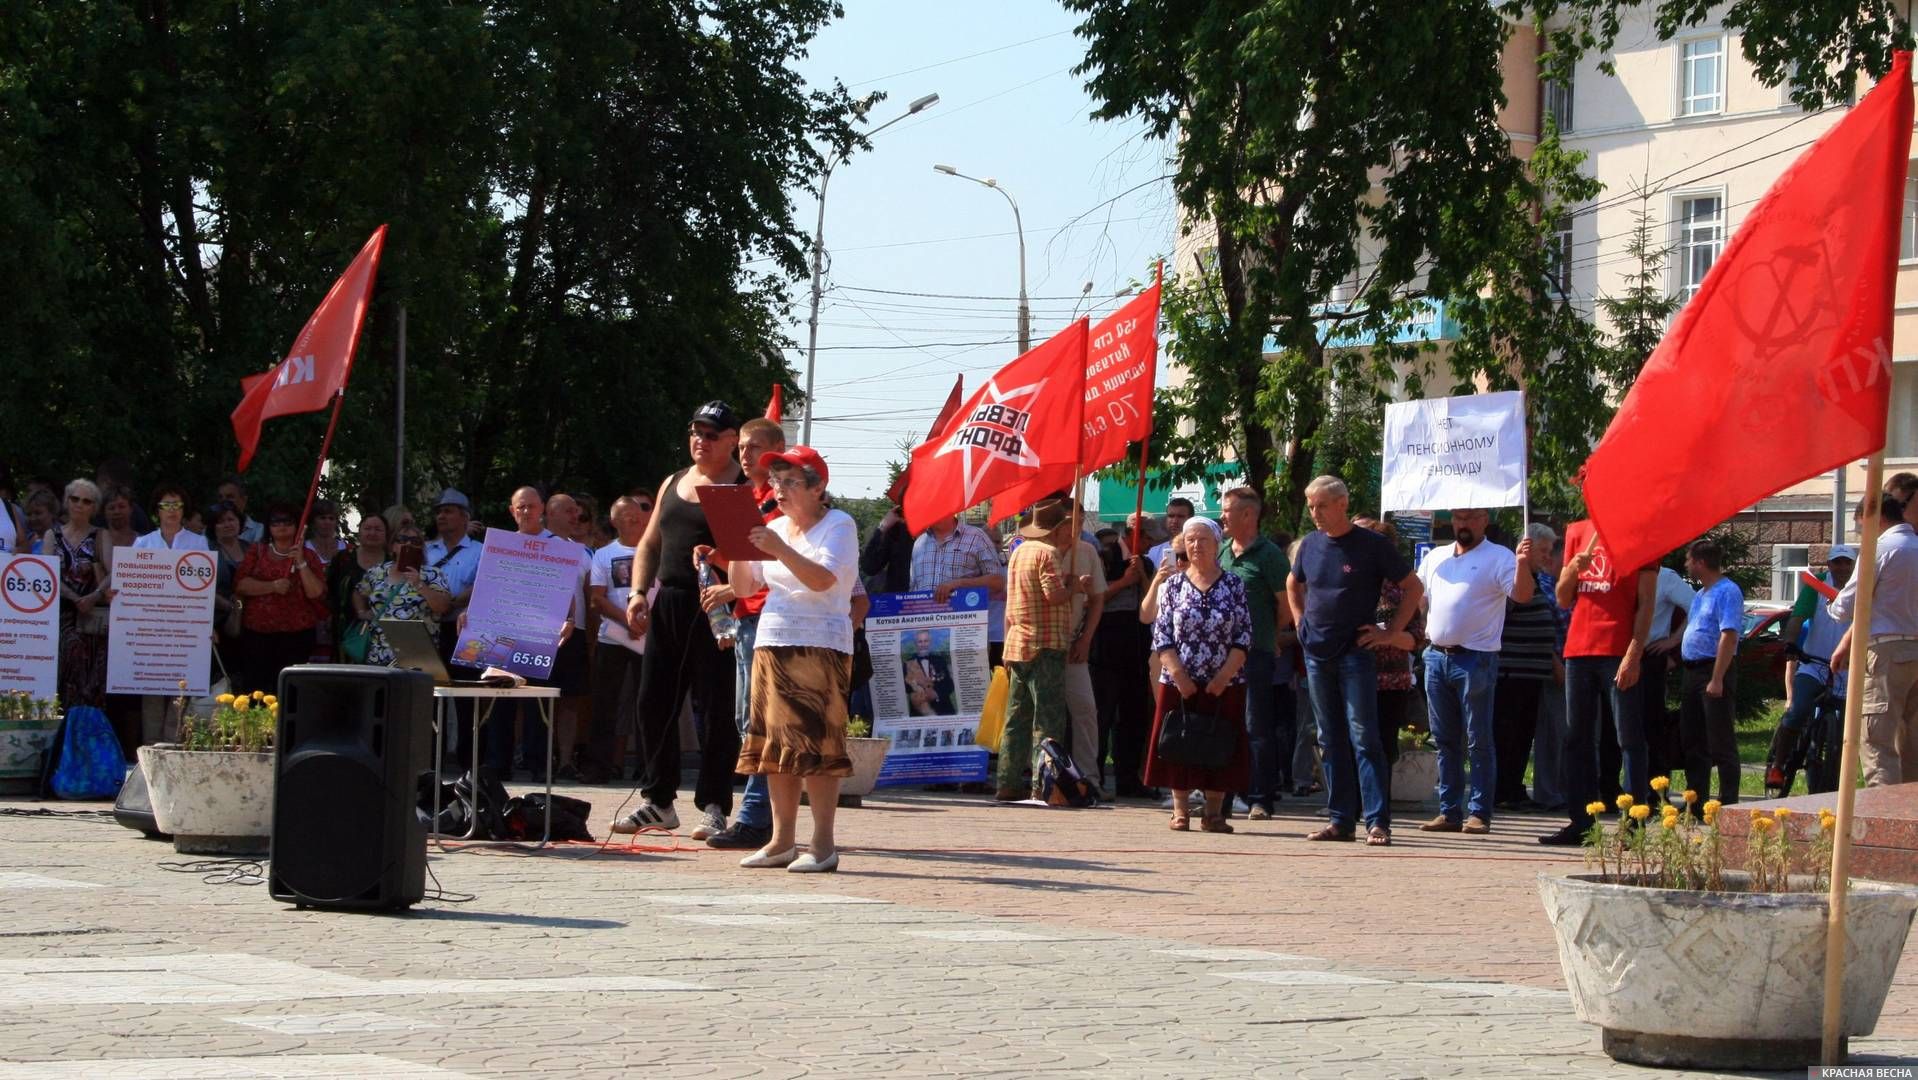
left=353, top=523, right=452, bottom=666
left=1144, top=517, right=1253, bottom=833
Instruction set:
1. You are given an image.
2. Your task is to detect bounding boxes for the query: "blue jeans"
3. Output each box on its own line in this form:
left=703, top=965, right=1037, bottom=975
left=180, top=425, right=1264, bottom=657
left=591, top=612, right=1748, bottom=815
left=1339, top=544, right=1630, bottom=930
left=1305, top=650, right=1390, bottom=831
left=733, top=614, right=770, bottom=829
left=1423, top=648, right=1499, bottom=823
left=1564, top=655, right=1647, bottom=829
left=1242, top=650, right=1288, bottom=808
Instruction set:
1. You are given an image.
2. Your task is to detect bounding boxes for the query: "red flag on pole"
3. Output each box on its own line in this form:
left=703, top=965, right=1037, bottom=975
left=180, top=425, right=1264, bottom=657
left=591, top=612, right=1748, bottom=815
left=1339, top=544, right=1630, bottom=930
left=886, top=375, right=965, bottom=506
left=765, top=384, right=783, bottom=423
left=230, top=226, right=387, bottom=471
left=989, top=274, right=1162, bottom=521
left=903, top=321, right=1089, bottom=534
left=1579, top=56, right=1912, bottom=574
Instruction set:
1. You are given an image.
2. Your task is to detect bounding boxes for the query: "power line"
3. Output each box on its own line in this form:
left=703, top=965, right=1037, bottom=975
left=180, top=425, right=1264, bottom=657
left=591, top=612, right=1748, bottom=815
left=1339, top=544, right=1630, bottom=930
left=845, top=30, right=1073, bottom=89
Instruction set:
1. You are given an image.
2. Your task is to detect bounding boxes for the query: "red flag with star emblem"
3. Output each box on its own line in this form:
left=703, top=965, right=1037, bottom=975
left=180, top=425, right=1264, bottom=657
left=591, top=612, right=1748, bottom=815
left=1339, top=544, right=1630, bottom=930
left=1579, top=54, right=1911, bottom=573
left=903, top=320, right=1089, bottom=534
left=988, top=275, right=1161, bottom=522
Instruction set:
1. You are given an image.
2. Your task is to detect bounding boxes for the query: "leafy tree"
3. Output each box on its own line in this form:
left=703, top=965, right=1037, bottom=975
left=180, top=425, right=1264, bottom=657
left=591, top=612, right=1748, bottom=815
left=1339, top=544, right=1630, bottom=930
left=0, top=1, right=855, bottom=520
left=1068, top=1, right=1618, bottom=532
left=1595, top=189, right=1682, bottom=385
left=1511, top=0, right=1914, bottom=110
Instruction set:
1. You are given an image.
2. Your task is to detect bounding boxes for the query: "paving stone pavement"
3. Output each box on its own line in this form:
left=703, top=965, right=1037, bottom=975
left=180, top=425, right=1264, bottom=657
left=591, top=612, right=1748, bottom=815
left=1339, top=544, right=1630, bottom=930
left=3, top=786, right=1918, bottom=1079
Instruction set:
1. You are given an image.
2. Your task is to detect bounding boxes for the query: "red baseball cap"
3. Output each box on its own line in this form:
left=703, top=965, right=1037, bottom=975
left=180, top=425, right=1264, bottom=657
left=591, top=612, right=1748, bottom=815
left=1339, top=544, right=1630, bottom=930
left=758, top=445, right=829, bottom=487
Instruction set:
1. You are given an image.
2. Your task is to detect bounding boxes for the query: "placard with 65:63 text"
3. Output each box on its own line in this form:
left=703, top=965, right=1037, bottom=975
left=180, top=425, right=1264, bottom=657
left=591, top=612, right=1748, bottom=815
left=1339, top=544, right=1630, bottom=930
left=106, top=547, right=216, bottom=696
left=451, top=528, right=587, bottom=680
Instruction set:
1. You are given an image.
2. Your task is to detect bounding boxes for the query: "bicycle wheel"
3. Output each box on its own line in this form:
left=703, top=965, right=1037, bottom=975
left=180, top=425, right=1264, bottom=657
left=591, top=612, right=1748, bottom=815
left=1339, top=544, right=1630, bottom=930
left=1806, top=698, right=1842, bottom=794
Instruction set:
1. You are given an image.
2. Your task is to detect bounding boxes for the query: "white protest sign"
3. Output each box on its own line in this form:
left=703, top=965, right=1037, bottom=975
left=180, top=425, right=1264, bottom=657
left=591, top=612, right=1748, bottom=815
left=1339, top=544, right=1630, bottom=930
left=1380, top=390, right=1528, bottom=513
left=106, top=547, right=216, bottom=696
left=0, top=555, right=61, bottom=698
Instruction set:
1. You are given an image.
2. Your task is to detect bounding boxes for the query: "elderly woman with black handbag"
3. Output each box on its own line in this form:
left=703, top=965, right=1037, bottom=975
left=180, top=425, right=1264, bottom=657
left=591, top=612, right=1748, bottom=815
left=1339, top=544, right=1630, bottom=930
left=1145, top=516, right=1253, bottom=833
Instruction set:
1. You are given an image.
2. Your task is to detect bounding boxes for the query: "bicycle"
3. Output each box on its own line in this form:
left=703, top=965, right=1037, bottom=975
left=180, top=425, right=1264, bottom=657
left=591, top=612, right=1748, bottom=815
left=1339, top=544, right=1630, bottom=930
left=1765, top=648, right=1844, bottom=799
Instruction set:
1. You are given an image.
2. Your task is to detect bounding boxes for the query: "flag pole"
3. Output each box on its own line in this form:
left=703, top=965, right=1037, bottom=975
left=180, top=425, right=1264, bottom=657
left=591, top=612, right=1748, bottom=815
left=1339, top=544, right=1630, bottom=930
left=295, top=391, right=346, bottom=541
left=1129, top=435, right=1152, bottom=556
left=1823, top=450, right=1883, bottom=1064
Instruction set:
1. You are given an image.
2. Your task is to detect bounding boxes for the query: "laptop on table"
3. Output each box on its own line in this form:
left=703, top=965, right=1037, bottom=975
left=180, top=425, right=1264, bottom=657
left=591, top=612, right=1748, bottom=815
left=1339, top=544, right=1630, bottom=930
left=378, top=619, right=509, bottom=689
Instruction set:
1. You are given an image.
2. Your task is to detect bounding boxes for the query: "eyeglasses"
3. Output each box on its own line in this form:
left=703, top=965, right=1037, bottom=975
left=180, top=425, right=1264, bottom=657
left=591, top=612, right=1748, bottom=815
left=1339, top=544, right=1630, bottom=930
left=157, top=500, right=184, bottom=510
left=67, top=495, right=95, bottom=504
left=769, top=475, right=812, bottom=490
left=636, top=503, right=654, bottom=513
left=689, top=426, right=723, bottom=440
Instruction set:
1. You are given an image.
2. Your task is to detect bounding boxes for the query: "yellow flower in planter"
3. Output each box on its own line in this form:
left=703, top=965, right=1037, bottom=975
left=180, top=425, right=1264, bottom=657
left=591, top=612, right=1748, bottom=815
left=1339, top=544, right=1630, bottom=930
left=251, top=690, right=264, bottom=701
left=263, top=695, right=278, bottom=708
left=1615, top=794, right=1634, bottom=812
left=1661, top=807, right=1680, bottom=826
left=216, top=693, right=234, bottom=705
left=1703, top=799, right=1722, bottom=816
left=1774, top=807, right=1793, bottom=821
left=1629, top=804, right=1651, bottom=822
left=1682, top=789, right=1698, bottom=805
left=1752, top=816, right=1776, bottom=833
left=1650, top=776, right=1671, bottom=793
left=1585, top=800, right=1607, bottom=817
left=1821, top=814, right=1838, bottom=833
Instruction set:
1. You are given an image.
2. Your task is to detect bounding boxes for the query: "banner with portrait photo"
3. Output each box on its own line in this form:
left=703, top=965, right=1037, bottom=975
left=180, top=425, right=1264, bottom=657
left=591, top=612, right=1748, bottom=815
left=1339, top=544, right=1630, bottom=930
left=866, top=587, right=992, bottom=786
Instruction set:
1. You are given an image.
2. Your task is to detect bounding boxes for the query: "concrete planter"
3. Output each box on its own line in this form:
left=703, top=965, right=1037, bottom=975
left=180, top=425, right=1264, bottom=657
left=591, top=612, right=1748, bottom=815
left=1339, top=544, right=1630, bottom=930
left=840, top=737, right=891, bottom=806
left=0, top=714, right=60, bottom=794
left=1538, top=872, right=1918, bottom=1068
left=136, top=745, right=275, bottom=856
left=1390, top=747, right=1437, bottom=804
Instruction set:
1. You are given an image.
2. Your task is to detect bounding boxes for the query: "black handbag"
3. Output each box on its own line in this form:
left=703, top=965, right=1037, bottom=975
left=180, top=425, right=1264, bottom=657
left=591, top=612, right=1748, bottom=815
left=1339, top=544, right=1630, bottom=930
left=1156, top=697, right=1237, bottom=769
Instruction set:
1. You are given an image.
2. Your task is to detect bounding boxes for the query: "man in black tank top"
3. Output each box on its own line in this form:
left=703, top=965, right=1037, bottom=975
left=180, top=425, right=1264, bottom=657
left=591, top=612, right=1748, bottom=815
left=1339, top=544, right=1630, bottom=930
left=612, top=401, right=748, bottom=835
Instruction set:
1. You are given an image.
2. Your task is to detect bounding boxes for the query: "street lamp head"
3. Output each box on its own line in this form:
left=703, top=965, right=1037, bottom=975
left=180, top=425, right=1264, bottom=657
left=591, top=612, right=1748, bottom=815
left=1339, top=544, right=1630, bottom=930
left=982, top=178, right=1000, bottom=188
left=932, top=164, right=958, bottom=175
left=908, top=93, right=940, bottom=113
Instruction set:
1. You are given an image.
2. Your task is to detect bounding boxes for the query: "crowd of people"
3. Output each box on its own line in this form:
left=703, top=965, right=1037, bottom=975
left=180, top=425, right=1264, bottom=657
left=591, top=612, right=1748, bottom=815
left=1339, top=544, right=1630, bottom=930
left=7, top=437, right=1918, bottom=866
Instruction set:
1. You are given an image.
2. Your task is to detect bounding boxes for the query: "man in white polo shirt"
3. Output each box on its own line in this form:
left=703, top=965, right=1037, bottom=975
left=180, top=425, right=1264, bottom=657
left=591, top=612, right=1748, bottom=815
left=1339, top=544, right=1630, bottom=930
left=1416, top=507, right=1533, bottom=835
left=1830, top=492, right=1918, bottom=786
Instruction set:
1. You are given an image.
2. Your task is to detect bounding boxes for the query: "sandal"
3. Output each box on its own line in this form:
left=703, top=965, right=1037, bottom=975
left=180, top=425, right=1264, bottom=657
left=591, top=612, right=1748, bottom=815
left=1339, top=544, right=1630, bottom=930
left=1169, top=814, right=1190, bottom=831
left=1304, top=824, right=1354, bottom=842
left=1200, top=815, right=1234, bottom=834
left=1367, top=826, right=1393, bottom=847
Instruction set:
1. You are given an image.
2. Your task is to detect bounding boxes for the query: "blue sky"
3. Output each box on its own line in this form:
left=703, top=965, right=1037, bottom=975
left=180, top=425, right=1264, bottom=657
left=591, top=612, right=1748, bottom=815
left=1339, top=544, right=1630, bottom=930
left=778, top=1, right=1175, bottom=497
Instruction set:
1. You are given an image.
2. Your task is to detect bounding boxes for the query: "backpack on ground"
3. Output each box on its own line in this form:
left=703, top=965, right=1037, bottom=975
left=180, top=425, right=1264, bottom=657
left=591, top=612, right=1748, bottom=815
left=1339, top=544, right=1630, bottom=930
left=39, top=706, right=126, bottom=801
left=1037, top=737, right=1098, bottom=808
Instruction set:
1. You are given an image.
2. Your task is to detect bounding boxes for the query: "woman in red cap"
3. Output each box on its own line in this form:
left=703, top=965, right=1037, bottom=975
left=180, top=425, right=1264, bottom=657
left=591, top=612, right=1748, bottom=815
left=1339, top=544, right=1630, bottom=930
left=706, top=446, right=859, bottom=873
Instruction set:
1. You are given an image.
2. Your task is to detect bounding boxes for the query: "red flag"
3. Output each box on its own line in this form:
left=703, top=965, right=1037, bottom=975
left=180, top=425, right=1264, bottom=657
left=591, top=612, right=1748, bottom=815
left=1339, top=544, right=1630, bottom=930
left=230, top=226, right=388, bottom=470
left=1579, top=55, right=1912, bottom=574
left=765, top=384, right=783, bottom=423
left=886, top=375, right=965, bottom=506
left=989, top=276, right=1162, bottom=521
left=903, top=321, right=1089, bottom=534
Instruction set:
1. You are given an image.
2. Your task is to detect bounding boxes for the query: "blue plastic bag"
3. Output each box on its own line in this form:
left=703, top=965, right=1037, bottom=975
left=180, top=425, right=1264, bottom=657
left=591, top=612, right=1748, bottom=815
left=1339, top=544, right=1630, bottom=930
left=41, top=706, right=126, bottom=800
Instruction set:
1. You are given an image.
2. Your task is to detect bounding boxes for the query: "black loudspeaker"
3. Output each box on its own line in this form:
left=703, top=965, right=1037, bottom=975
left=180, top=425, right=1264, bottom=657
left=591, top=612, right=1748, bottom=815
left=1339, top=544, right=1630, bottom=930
left=268, top=664, right=432, bottom=911
left=112, top=765, right=169, bottom=840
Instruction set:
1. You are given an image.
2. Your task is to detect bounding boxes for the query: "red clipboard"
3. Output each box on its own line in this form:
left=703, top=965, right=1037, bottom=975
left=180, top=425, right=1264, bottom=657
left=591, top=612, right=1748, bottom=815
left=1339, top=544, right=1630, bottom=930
left=696, top=484, right=773, bottom=561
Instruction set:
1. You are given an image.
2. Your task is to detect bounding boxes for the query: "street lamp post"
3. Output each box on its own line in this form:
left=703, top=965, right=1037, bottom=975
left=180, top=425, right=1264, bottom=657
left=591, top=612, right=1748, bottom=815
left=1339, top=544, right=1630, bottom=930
left=932, top=164, right=1029, bottom=353
left=801, top=91, right=939, bottom=446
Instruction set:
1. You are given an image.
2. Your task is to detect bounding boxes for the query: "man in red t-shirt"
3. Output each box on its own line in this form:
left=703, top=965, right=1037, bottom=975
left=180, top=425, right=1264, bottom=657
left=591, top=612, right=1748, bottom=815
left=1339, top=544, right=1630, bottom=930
left=1538, top=519, right=1658, bottom=846
left=697, top=417, right=787, bottom=849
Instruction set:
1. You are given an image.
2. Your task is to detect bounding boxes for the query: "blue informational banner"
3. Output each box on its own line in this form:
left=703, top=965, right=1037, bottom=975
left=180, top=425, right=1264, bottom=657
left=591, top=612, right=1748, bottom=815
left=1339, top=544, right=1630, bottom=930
left=865, top=587, right=992, bottom=786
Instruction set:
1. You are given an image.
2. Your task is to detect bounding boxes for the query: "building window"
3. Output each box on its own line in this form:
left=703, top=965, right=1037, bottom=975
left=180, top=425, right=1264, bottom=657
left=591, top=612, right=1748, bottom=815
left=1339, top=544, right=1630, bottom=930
left=1549, top=215, right=1574, bottom=296
left=1679, top=38, right=1725, bottom=116
left=1675, top=195, right=1723, bottom=303
left=1543, top=78, right=1573, bottom=133
left=1893, top=361, right=1918, bottom=458
left=1903, top=173, right=1918, bottom=261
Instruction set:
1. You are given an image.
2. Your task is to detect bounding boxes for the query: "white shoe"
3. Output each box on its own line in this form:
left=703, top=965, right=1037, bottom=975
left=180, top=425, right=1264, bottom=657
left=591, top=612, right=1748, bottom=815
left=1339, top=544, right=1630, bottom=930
left=689, top=805, right=727, bottom=841
left=740, top=846, right=799, bottom=869
left=609, top=802, right=679, bottom=835
left=788, top=851, right=840, bottom=873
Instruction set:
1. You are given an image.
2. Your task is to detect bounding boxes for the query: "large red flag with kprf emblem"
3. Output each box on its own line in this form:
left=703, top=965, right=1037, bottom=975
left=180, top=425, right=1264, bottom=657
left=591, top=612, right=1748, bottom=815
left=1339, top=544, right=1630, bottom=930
left=1579, top=54, right=1912, bottom=574
left=989, top=276, right=1161, bottom=522
left=230, top=226, right=387, bottom=470
left=904, top=320, right=1089, bottom=534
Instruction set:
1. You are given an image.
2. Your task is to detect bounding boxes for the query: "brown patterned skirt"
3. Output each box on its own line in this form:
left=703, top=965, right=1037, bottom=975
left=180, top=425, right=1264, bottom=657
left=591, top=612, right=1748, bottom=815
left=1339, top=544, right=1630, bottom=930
left=737, top=645, right=854, bottom=777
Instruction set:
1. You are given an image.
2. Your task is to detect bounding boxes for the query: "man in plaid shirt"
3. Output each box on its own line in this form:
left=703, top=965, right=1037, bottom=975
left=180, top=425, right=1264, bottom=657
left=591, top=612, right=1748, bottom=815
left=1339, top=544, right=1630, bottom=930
left=911, top=513, right=1007, bottom=660
left=996, top=497, right=1095, bottom=800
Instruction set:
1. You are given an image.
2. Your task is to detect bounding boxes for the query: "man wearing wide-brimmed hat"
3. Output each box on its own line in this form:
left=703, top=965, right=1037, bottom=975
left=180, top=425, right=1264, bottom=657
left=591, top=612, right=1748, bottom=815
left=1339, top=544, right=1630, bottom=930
left=996, top=495, right=1095, bottom=801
